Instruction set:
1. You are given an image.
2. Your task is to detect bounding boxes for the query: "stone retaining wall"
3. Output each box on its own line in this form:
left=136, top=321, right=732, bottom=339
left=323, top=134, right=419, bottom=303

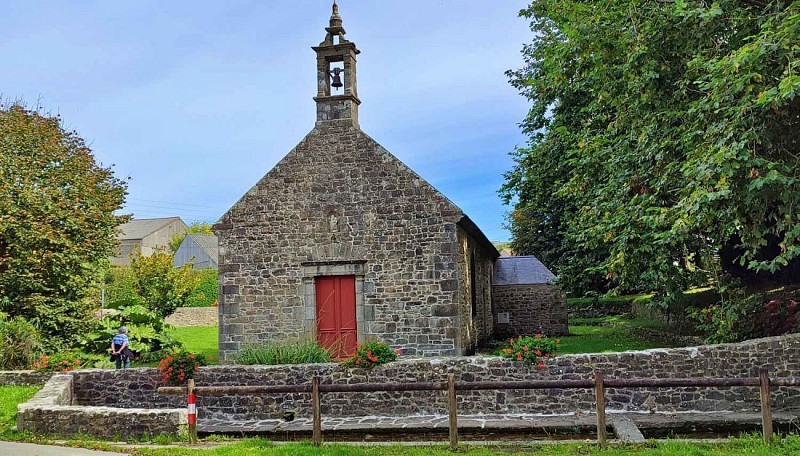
left=165, top=307, right=219, bottom=327
left=17, top=373, right=186, bottom=439
left=0, top=370, right=51, bottom=386
left=69, top=334, right=800, bottom=423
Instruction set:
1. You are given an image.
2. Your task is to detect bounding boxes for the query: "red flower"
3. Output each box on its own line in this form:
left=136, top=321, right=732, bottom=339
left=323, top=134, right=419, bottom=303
left=516, top=352, right=523, bottom=361
left=537, top=361, right=545, bottom=369
left=535, top=334, right=542, bottom=339
left=523, top=346, right=529, bottom=351
left=395, top=349, right=403, bottom=355
left=355, top=359, right=361, bottom=365
left=509, top=338, right=515, bottom=344
left=534, top=350, right=542, bottom=356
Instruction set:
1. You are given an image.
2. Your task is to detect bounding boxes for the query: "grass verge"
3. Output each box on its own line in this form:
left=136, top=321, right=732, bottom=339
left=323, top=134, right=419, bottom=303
left=127, top=435, right=800, bottom=455
left=0, top=385, right=39, bottom=433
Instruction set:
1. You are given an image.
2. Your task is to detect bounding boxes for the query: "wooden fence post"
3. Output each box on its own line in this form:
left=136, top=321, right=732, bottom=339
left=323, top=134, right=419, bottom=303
left=594, top=371, right=607, bottom=448
left=759, top=368, right=773, bottom=444
left=448, top=373, right=458, bottom=451
left=187, top=379, right=198, bottom=444
left=312, top=376, right=322, bottom=447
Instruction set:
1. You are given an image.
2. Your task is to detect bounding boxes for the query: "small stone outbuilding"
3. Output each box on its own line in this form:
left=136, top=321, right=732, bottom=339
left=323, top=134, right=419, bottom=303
left=492, top=256, right=568, bottom=338
left=214, top=4, right=566, bottom=362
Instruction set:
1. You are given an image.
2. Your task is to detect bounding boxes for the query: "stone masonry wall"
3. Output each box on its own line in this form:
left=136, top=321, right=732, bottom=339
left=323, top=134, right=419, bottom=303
left=70, top=334, right=800, bottom=422
left=17, top=373, right=186, bottom=439
left=455, top=226, right=494, bottom=353
left=165, top=307, right=219, bottom=327
left=215, top=119, right=477, bottom=360
left=0, top=370, right=51, bottom=386
left=492, top=284, right=569, bottom=337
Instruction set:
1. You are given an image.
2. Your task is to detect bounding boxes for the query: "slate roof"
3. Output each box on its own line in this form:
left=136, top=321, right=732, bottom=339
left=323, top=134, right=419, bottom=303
left=117, top=217, right=183, bottom=240
left=492, top=256, right=556, bottom=285
left=186, top=234, right=219, bottom=263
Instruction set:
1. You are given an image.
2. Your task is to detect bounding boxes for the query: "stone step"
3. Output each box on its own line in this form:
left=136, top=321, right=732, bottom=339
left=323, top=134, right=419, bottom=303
left=610, top=416, right=645, bottom=443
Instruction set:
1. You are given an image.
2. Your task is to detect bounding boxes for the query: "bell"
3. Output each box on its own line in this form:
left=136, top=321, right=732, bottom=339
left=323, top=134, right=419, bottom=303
left=331, top=74, right=343, bottom=90
left=330, top=68, right=344, bottom=91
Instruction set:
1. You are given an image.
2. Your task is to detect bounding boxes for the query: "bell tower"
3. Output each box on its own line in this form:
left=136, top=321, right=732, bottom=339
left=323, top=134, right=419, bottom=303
left=312, top=1, right=361, bottom=127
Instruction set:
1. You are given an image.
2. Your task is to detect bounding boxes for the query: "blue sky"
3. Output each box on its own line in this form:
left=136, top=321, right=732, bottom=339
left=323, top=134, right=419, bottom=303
left=1, top=1, right=532, bottom=242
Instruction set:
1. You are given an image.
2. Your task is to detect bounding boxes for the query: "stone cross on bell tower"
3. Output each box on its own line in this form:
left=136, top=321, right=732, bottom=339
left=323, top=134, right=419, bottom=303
left=312, top=1, right=361, bottom=127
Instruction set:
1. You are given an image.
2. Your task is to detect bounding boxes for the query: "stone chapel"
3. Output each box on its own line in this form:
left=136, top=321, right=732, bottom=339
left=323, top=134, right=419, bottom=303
left=214, top=4, right=567, bottom=362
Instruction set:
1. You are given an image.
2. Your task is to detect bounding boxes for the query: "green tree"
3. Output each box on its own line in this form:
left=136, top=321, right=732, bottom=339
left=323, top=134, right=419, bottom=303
left=129, top=248, right=198, bottom=319
left=168, top=221, right=213, bottom=253
left=503, top=1, right=800, bottom=298
left=0, top=104, right=127, bottom=346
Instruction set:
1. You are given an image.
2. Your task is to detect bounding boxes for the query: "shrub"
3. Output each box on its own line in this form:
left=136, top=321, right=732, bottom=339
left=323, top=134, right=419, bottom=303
left=495, top=334, right=559, bottom=368
left=185, top=269, right=218, bottom=307
left=342, top=340, right=398, bottom=368
left=31, top=351, right=94, bottom=373
left=691, top=292, right=800, bottom=344
left=235, top=340, right=332, bottom=365
left=103, top=267, right=137, bottom=308
left=158, top=350, right=208, bottom=385
left=129, top=248, right=198, bottom=319
left=0, top=316, right=41, bottom=369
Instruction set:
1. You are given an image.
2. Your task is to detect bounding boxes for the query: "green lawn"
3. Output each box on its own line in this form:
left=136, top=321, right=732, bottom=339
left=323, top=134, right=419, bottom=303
left=173, top=326, right=218, bottom=363
left=558, top=324, right=673, bottom=354
left=129, top=436, right=799, bottom=456
left=0, top=385, right=39, bottom=434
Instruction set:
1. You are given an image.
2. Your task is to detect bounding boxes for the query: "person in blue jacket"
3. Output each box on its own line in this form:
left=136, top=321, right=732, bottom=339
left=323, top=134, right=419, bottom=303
left=110, top=326, right=135, bottom=369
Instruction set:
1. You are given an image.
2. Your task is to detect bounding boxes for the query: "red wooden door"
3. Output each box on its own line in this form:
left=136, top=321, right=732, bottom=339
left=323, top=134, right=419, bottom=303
left=315, top=276, right=357, bottom=359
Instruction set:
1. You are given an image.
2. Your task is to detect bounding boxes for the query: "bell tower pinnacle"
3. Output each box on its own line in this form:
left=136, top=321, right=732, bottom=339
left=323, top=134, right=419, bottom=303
left=312, top=1, right=361, bottom=127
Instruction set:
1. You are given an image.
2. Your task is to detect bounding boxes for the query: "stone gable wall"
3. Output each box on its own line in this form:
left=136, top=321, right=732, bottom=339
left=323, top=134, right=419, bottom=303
left=69, top=335, right=800, bottom=422
left=215, top=120, right=481, bottom=360
left=492, top=284, right=569, bottom=337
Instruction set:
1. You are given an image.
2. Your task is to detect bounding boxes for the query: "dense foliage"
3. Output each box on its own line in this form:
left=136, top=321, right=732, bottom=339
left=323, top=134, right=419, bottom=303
left=342, top=341, right=399, bottom=368
left=186, top=268, right=219, bottom=307
left=0, top=104, right=127, bottom=346
left=691, top=290, right=800, bottom=342
left=502, top=1, right=800, bottom=297
left=104, top=266, right=217, bottom=308
left=129, top=248, right=198, bottom=319
left=234, top=340, right=332, bottom=365
left=0, top=315, right=41, bottom=369
left=82, top=304, right=180, bottom=361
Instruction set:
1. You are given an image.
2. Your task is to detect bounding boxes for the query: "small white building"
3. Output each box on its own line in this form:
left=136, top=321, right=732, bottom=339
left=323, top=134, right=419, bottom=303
left=174, top=233, right=219, bottom=269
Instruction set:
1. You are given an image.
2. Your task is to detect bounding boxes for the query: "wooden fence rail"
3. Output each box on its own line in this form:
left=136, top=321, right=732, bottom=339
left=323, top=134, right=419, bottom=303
left=159, top=368, right=799, bottom=449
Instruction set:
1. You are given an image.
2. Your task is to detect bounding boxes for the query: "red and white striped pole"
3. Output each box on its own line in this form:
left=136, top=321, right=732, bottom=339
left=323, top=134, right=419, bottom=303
left=187, top=379, right=198, bottom=443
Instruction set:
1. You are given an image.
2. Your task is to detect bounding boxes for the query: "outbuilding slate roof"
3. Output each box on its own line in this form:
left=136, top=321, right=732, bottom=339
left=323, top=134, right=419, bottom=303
left=116, top=217, right=183, bottom=240
left=492, top=256, right=556, bottom=285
